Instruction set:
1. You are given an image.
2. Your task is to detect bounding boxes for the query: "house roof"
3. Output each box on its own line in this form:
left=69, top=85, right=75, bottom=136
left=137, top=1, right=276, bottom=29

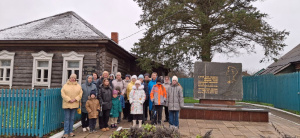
left=260, top=44, right=300, bottom=75
left=0, top=11, right=109, bottom=40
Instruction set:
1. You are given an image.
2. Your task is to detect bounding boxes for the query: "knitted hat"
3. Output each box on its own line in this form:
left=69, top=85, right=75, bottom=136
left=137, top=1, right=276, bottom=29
left=144, top=73, right=150, bottom=77
left=172, top=76, right=178, bottom=82
left=135, top=80, right=141, bottom=85
left=90, top=90, right=96, bottom=96
left=125, top=74, right=131, bottom=78
left=156, top=77, right=162, bottom=83
left=113, top=90, right=118, bottom=95
left=138, top=74, right=144, bottom=80
left=131, top=75, right=137, bottom=80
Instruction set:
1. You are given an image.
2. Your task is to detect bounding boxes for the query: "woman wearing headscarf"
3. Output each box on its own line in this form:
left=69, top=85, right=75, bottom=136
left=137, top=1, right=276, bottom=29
left=81, top=75, right=97, bottom=132
left=61, top=74, right=83, bottom=138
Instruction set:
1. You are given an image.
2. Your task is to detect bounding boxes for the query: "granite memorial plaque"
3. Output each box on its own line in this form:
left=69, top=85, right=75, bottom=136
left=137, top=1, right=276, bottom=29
left=194, top=62, right=242, bottom=100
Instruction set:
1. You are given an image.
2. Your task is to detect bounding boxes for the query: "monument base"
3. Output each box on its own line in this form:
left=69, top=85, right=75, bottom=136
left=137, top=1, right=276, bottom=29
left=199, top=99, right=236, bottom=105
left=180, top=105, right=269, bottom=122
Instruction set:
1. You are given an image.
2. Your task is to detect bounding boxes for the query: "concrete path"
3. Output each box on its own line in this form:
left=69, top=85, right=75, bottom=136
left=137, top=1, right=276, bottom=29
left=71, top=108, right=300, bottom=138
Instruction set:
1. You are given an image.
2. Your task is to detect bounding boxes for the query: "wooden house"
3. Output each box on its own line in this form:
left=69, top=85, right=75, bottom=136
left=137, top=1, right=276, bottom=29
left=0, top=11, right=168, bottom=89
left=259, top=44, right=300, bottom=75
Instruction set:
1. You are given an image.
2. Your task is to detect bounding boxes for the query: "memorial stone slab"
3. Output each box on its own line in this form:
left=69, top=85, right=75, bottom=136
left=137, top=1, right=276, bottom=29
left=194, top=62, right=242, bottom=100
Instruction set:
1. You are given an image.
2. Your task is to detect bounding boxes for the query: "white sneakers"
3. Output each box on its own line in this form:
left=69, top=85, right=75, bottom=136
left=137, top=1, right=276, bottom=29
left=83, top=127, right=90, bottom=132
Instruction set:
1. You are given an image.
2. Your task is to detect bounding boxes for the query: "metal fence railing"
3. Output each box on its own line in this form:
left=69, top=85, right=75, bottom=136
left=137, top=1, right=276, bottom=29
left=243, top=72, right=300, bottom=112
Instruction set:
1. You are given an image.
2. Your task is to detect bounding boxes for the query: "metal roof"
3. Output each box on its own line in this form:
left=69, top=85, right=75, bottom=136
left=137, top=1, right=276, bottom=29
left=0, top=11, right=109, bottom=40
left=260, top=44, right=300, bottom=75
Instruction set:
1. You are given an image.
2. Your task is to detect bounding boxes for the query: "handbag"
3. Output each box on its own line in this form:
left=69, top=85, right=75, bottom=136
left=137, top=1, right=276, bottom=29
left=99, top=104, right=103, bottom=117
left=77, top=101, right=81, bottom=114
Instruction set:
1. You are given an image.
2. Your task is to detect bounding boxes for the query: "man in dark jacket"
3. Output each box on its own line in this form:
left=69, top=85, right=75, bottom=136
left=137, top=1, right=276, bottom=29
left=143, top=73, right=150, bottom=122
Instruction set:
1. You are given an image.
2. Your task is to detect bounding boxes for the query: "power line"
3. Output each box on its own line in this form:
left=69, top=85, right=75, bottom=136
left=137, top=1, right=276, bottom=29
left=119, top=9, right=183, bottom=42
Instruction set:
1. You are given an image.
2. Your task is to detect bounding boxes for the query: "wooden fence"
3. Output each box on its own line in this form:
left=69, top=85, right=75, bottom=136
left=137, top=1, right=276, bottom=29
left=0, top=88, right=81, bottom=137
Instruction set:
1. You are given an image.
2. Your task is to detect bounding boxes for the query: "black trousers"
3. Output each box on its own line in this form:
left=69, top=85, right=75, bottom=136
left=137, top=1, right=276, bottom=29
left=89, top=118, right=97, bottom=131
left=164, top=106, right=169, bottom=121
left=99, top=109, right=110, bottom=129
left=117, top=109, right=123, bottom=123
left=81, top=112, right=89, bottom=128
left=124, top=102, right=131, bottom=119
left=143, top=99, right=149, bottom=121
left=154, top=105, right=163, bottom=124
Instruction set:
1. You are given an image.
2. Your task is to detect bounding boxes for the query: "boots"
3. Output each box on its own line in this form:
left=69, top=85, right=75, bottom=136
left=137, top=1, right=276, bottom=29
left=132, top=120, right=136, bottom=127
left=138, top=120, right=142, bottom=128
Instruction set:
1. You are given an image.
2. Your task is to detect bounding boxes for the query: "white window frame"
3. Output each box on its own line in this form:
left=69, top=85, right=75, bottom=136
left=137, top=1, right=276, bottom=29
left=62, top=51, right=84, bottom=86
left=111, top=58, right=118, bottom=75
left=31, top=51, right=53, bottom=89
left=0, top=50, right=15, bottom=89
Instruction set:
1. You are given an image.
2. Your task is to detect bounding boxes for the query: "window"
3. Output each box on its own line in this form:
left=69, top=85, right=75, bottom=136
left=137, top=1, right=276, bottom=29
left=0, top=50, right=15, bottom=89
left=62, top=51, right=84, bottom=86
left=32, top=51, right=53, bottom=89
left=111, top=58, right=118, bottom=75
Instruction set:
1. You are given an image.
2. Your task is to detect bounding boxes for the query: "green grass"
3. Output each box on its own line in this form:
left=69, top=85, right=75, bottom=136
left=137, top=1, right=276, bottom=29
left=240, top=100, right=300, bottom=115
left=239, top=100, right=274, bottom=107
left=184, top=97, right=199, bottom=103
left=282, top=109, right=300, bottom=115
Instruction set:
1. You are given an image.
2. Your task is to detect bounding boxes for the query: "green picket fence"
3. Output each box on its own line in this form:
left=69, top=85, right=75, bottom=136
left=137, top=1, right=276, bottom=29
left=243, top=72, right=300, bottom=112
left=0, top=88, right=81, bottom=137
left=178, top=78, right=194, bottom=98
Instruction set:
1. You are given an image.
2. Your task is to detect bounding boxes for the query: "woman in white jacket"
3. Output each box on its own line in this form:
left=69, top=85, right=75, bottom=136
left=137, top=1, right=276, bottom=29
left=129, top=80, right=146, bottom=128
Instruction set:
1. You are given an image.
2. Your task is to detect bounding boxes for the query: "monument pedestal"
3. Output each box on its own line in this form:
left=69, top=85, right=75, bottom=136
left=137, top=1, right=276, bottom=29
left=181, top=62, right=269, bottom=122
left=199, top=99, right=236, bottom=105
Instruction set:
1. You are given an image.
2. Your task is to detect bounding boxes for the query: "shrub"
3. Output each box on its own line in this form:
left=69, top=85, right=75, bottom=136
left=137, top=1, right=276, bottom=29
left=111, top=124, right=180, bottom=138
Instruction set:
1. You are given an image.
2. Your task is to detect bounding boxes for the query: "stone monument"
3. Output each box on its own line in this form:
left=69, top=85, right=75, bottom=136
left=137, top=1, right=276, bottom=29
left=194, top=62, right=242, bottom=105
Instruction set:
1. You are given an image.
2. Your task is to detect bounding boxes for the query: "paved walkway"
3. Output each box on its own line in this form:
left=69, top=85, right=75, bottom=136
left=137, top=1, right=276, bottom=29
left=72, top=112, right=300, bottom=138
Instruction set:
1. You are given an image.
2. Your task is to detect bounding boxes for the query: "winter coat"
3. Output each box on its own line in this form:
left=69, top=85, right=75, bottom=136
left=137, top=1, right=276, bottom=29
left=150, top=84, right=167, bottom=106
left=126, top=81, right=135, bottom=101
left=144, top=80, right=149, bottom=100
left=97, top=84, right=113, bottom=110
left=92, top=79, right=100, bottom=91
left=163, top=82, right=171, bottom=107
left=112, top=79, right=126, bottom=94
left=61, top=80, right=83, bottom=109
left=148, top=78, right=157, bottom=110
left=166, top=83, right=184, bottom=111
left=129, top=85, right=146, bottom=114
left=81, top=75, right=98, bottom=113
left=110, top=97, right=122, bottom=118
left=119, top=95, right=125, bottom=108
left=85, top=97, right=101, bottom=119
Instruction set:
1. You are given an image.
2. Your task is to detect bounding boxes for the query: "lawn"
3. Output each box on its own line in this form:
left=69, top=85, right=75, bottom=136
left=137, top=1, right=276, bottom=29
left=184, top=97, right=199, bottom=103
left=240, top=100, right=300, bottom=115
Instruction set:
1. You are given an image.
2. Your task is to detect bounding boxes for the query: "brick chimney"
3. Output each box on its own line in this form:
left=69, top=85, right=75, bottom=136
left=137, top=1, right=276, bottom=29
left=111, top=32, right=119, bottom=44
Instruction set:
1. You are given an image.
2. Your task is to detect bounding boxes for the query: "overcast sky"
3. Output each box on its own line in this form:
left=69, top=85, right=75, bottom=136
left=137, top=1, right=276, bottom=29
left=0, top=0, right=299, bottom=73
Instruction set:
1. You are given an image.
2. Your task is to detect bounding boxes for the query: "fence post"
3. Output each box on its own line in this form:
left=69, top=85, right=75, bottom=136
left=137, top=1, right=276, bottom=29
left=38, top=89, right=45, bottom=138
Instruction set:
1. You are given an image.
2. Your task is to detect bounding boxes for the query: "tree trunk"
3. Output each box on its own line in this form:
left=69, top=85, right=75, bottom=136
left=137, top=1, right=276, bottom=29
left=200, top=24, right=212, bottom=62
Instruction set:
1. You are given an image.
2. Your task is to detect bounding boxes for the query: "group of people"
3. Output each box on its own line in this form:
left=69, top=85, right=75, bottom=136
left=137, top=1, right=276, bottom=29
left=60, top=71, right=184, bottom=138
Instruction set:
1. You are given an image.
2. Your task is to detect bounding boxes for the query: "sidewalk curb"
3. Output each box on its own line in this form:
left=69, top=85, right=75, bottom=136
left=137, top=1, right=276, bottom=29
left=49, top=121, right=82, bottom=138
left=237, top=102, right=300, bottom=118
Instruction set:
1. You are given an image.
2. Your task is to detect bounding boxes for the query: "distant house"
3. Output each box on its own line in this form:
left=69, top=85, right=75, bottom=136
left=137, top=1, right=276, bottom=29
left=260, top=44, right=300, bottom=75
left=0, top=11, right=168, bottom=89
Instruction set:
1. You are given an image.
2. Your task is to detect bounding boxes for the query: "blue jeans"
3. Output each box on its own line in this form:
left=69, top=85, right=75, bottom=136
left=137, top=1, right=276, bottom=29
left=64, top=109, right=76, bottom=134
left=169, top=110, right=179, bottom=127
